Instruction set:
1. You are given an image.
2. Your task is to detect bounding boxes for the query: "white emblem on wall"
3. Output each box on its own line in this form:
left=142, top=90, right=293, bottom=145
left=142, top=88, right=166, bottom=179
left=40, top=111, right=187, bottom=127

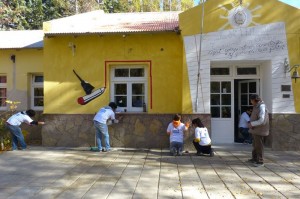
left=219, top=2, right=262, bottom=30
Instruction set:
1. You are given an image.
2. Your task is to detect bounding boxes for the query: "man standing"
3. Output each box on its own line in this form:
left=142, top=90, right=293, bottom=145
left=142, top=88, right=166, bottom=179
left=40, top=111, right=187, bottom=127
left=6, top=109, right=45, bottom=150
left=248, top=94, right=269, bottom=167
left=93, top=102, right=119, bottom=152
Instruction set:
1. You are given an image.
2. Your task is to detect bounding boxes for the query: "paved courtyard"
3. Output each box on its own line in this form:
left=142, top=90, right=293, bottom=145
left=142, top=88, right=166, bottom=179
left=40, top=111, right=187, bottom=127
left=0, top=144, right=299, bottom=199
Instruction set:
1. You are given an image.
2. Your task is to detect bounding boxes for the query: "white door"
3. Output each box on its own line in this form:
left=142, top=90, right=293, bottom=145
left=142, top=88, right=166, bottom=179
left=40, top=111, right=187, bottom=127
left=210, top=80, right=234, bottom=143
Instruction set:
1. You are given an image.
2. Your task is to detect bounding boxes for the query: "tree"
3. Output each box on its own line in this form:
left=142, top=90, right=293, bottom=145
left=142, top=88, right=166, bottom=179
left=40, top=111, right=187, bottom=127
left=0, top=0, right=194, bottom=30
left=24, top=0, right=44, bottom=29
left=42, top=0, right=72, bottom=22
left=69, top=0, right=101, bottom=14
left=0, top=0, right=28, bottom=30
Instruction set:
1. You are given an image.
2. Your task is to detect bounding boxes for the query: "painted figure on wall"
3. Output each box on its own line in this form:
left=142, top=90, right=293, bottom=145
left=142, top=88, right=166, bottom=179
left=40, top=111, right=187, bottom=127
left=73, top=69, right=106, bottom=105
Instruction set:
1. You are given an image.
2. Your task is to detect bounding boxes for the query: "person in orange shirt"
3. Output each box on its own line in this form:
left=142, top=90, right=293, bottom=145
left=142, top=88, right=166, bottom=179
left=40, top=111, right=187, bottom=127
left=167, top=114, right=190, bottom=156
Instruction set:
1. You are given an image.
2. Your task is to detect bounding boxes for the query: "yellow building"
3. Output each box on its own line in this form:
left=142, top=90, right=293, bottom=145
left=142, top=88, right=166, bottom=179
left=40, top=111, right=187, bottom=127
left=0, top=30, right=44, bottom=109
left=0, top=0, right=299, bottom=150
left=42, top=10, right=189, bottom=149
left=179, top=0, right=300, bottom=149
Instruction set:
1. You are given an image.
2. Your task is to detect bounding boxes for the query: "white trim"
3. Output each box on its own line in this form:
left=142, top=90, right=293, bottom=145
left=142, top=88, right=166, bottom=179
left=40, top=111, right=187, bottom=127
left=0, top=74, right=7, bottom=110
left=31, top=74, right=44, bottom=110
left=110, top=66, right=147, bottom=112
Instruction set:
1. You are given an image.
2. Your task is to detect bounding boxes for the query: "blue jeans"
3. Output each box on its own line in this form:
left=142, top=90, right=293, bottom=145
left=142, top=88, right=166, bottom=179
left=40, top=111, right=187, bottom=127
left=6, top=124, right=27, bottom=150
left=170, top=141, right=183, bottom=154
left=94, top=121, right=110, bottom=151
left=240, top=127, right=252, bottom=143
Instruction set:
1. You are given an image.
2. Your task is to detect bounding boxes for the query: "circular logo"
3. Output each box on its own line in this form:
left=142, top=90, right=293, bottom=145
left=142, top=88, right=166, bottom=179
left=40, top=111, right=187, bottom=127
left=228, top=5, right=252, bottom=28
left=234, top=11, right=246, bottom=25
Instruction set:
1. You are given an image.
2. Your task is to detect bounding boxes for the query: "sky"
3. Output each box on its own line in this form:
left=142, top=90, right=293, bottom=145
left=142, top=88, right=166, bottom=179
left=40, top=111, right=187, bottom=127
left=279, top=0, right=300, bottom=8
left=194, top=0, right=300, bottom=8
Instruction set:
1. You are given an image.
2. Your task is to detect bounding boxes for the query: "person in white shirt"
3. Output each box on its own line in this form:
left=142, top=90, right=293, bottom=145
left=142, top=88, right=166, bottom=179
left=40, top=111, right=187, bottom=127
left=6, top=109, right=45, bottom=150
left=239, top=107, right=253, bottom=144
left=93, top=102, right=119, bottom=152
left=192, top=118, right=214, bottom=157
left=167, top=114, right=190, bottom=156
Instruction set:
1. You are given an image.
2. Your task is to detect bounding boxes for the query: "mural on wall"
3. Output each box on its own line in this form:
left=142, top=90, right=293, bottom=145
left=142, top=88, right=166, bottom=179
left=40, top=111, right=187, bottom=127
left=73, top=69, right=106, bottom=105
left=218, top=1, right=261, bottom=30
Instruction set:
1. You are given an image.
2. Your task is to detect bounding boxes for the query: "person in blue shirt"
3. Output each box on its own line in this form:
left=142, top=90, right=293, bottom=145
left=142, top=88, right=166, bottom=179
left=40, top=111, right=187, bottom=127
left=239, top=107, right=253, bottom=144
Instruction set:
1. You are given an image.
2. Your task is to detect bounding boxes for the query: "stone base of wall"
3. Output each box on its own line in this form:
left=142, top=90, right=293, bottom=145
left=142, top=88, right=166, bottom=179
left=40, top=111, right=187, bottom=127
left=41, top=113, right=211, bottom=151
left=36, top=113, right=300, bottom=151
left=270, top=113, right=300, bottom=150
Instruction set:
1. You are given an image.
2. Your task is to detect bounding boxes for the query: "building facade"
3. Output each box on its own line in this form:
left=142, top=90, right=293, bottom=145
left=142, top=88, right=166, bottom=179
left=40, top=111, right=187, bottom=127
left=0, top=0, right=299, bottom=150
left=180, top=0, right=300, bottom=149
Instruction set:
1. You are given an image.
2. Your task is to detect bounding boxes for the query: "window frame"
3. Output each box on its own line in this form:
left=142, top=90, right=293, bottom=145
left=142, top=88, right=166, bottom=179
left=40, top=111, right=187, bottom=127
left=0, top=74, right=7, bottom=110
left=235, top=65, right=259, bottom=76
left=110, top=66, right=147, bottom=112
left=210, top=81, right=232, bottom=118
left=31, top=74, right=44, bottom=110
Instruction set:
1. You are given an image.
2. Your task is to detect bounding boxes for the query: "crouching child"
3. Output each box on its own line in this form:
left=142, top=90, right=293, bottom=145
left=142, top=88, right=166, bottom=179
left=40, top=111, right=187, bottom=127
left=192, top=118, right=214, bottom=157
left=167, top=114, right=190, bottom=156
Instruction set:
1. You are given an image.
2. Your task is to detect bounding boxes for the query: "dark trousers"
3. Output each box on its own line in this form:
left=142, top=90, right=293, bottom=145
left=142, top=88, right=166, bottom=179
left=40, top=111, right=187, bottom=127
left=240, top=127, right=252, bottom=143
left=193, top=140, right=211, bottom=154
left=252, top=134, right=265, bottom=163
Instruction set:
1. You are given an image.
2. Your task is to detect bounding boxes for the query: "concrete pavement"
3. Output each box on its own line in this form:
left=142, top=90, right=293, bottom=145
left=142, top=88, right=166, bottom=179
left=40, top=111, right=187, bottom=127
left=0, top=144, right=300, bottom=199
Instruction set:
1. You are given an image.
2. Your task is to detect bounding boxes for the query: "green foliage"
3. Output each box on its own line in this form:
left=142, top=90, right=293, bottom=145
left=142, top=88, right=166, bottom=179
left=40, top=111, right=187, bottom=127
left=0, top=100, right=20, bottom=151
left=0, top=0, right=73, bottom=30
left=0, top=0, right=28, bottom=30
left=104, top=0, right=194, bottom=13
left=0, top=0, right=194, bottom=30
left=24, top=0, right=44, bottom=29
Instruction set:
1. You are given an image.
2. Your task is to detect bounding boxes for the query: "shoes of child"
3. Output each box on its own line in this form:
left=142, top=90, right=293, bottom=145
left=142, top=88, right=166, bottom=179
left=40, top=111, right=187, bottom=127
left=253, top=162, right=264, bottom=167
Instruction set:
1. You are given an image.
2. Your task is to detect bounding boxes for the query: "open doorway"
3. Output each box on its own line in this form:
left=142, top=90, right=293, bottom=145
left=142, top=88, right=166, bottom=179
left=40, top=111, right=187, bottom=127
left=234, top=79, right=260, bottom=143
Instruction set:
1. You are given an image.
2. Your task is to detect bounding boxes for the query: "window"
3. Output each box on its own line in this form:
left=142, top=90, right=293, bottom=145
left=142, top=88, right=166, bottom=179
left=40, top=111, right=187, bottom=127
left=0, top=75, right=7, bottom=108
left=111, top=67, right=147, bottom=112
left=236, top=67, right=257, bottom=75
left=211, top=81, right=231, bottom=118
left=211, top=67, right=230, bottom=76
left=31, top=75, right=44, bottom=110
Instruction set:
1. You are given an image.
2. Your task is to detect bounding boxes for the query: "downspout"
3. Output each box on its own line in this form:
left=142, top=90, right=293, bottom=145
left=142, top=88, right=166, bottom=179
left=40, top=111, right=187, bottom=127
left=11, top=55, right=16, bottom=90
left=195, top=0, right=205, bottom=112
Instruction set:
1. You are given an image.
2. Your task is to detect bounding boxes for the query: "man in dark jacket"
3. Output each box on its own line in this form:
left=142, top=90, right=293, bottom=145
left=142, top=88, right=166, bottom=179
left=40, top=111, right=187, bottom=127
left=247, top=94, right=269, bottom=167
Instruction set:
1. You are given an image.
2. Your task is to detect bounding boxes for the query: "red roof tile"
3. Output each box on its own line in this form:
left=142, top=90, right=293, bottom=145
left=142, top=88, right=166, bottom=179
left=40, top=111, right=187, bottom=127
left=44, top=11, right=181, bottom=35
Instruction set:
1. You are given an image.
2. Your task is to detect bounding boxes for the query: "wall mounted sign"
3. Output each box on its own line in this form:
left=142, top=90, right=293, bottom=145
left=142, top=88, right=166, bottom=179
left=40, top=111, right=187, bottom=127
left=219, top=2, right=262, bottom=30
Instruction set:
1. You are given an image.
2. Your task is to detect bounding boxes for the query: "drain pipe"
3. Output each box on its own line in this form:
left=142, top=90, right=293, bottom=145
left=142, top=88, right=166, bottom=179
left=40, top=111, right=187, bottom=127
left=195, top=0, right=206, bottom=112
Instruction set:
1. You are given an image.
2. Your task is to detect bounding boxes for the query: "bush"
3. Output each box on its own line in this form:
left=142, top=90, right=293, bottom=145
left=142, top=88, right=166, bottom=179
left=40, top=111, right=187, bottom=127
left=0, top=100, right=20, bottom=151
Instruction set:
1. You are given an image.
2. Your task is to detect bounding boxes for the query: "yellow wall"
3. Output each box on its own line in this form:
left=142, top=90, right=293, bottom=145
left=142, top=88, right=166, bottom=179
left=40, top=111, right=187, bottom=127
left=179, top=0, right=300, bottom=112
left=43, top=33, right=183, bottom=114
left=0, top=49, right=43, bottom=110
